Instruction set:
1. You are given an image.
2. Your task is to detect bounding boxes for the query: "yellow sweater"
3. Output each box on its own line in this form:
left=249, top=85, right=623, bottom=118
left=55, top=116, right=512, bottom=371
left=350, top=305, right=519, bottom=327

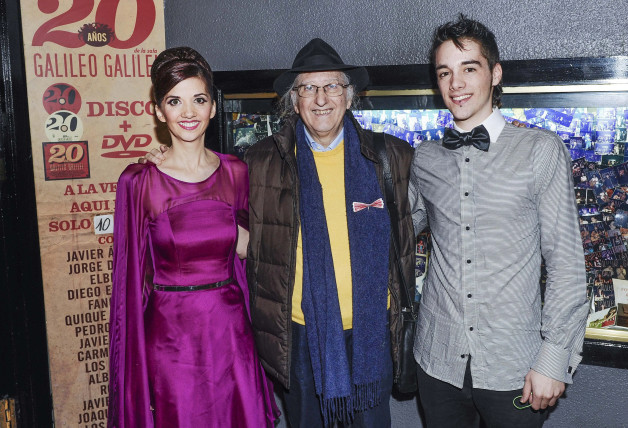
left=292, top=142, right=354, bottom=329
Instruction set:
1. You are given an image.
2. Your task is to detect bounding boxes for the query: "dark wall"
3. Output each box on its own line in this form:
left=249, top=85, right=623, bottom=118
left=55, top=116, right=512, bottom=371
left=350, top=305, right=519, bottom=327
left=163, top=1, right=628, bottom=427
left=164, top=0, right=628, bottom=72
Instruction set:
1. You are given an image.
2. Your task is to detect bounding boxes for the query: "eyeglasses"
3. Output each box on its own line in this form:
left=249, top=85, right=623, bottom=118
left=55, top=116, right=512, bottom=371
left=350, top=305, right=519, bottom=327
left=292, top=83, right=349, bottom=98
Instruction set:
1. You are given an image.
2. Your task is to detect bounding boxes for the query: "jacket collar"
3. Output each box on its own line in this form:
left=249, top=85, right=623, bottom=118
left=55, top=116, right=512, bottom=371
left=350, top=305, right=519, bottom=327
left=273, top=111, right=378, bottom=163
left=273, top=114, right=299, bottom=160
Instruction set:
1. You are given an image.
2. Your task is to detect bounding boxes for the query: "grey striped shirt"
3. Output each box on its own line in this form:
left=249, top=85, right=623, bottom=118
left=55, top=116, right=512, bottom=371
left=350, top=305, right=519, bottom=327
left=409, top=110, right=589, bottom=390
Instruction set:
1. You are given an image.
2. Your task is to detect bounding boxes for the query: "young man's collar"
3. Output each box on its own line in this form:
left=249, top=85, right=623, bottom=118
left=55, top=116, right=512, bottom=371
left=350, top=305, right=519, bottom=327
left=453, top=108, right=506, bottom=143
left=303, top=127, right=344, bottom=152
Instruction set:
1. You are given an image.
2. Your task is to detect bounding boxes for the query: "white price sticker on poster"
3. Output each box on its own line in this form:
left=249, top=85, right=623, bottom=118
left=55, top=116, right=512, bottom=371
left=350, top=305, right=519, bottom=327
left=94, top=214, right=114, bottom=235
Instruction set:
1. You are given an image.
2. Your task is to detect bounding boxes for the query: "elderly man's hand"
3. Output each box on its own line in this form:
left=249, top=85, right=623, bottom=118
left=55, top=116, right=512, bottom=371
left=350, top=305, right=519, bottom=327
left=511, top=119, right=528, bottom=128
left=138, top=145, right=169, bottom=165
left=520, top=369, right=565, bottom=410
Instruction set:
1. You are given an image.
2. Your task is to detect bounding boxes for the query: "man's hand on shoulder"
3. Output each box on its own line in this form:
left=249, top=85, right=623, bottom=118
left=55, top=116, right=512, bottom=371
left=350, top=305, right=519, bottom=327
left=521, top=369, right=565, bottom=410
left=138, top=144, right=169, bottom=165
left=511, top=119, right=528, bottom=128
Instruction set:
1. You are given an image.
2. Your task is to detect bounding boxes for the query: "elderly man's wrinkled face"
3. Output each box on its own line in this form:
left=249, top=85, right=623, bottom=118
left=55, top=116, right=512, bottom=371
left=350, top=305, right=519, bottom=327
left=293, top=71, right=351, bottom=148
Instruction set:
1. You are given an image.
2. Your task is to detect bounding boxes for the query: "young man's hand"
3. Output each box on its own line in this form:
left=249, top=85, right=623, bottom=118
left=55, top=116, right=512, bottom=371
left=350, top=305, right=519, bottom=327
left=521, top=369, right=565, bottom=410
left=138, top=145, right=169, bottom=165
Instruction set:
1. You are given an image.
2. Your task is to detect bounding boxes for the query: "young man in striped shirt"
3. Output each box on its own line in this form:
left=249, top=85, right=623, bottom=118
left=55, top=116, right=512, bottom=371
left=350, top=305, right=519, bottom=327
left=409, top=15, right=589, bottom=427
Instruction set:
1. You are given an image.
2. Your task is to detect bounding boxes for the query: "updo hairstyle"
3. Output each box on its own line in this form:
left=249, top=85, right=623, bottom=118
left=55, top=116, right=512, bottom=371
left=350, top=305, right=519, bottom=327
left=151, top=47, right=214, bottom=106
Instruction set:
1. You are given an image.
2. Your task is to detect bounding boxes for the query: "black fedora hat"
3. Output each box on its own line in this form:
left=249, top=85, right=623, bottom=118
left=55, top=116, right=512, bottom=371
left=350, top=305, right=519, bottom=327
left=273, top=38, right=369, bottom=96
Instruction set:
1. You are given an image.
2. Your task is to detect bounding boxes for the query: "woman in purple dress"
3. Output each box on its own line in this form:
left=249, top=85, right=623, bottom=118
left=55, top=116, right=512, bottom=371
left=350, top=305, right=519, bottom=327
left=108, top=47, right=276, bottom=428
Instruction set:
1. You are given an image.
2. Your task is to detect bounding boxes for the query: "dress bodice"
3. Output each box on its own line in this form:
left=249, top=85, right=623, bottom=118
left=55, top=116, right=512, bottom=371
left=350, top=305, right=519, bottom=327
left=128, top=155, right=248, bottom=286
left=149, top=198, right=236, bottom=286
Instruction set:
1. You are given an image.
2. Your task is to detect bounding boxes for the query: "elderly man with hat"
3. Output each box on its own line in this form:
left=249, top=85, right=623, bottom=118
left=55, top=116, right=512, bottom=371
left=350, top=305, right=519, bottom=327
left=245, top=38, right=415, bottom=427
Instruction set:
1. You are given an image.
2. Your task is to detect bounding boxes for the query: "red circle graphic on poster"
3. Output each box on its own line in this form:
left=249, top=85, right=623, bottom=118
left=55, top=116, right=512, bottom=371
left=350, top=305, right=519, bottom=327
left=43, top=83, right=82, bottom=114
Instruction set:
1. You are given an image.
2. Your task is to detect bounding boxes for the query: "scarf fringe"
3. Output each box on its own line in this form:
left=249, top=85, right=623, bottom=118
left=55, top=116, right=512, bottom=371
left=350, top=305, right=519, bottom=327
left=320, top=381, right=382, bottom=427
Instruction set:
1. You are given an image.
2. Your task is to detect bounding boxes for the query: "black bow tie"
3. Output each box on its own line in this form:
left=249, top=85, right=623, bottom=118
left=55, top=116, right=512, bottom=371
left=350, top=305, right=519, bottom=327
left=442, top=125, right=491, bottom=152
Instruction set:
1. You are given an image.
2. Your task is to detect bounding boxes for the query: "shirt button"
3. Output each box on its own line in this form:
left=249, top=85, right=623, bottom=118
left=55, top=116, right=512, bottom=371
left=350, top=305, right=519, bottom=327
left=465, top=157, right=470, bottom=162
left=465, top=226, right=470, bottom=231
left=466, top=259, right=471, bottom=264
left=464, top=191, right=469, bottom=196
left=467, top=293, right=472, bottom=298
left=469, top=327, right=474, bottom=331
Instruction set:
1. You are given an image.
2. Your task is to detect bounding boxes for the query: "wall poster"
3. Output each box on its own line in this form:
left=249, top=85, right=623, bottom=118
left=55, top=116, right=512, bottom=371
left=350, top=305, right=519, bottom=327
left=19, top=1, right=165, bottom=425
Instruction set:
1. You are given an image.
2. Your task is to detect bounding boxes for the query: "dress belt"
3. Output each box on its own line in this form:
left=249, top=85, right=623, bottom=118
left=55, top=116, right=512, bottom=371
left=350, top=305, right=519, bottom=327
left=153, top=278, right=233, bottom=292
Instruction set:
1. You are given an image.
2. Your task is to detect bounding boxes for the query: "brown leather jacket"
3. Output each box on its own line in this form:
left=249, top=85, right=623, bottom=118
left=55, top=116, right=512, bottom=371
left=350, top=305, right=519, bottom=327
left=244, top=112, right=415, bottom=389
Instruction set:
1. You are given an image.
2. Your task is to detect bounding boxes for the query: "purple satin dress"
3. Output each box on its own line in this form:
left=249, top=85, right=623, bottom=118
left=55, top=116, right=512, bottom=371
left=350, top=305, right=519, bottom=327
left=108, top=154, right=275, bottom=428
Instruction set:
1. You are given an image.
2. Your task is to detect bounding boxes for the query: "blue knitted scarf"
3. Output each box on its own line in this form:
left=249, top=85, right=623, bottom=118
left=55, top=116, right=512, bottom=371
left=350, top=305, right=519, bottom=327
left=296, top=115, right=390, bottom=425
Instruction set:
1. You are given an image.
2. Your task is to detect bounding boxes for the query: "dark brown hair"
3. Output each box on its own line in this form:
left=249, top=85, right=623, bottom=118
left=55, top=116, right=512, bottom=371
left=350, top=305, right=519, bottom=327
left=151, top=47, right=214, bottom=106
left=430, top=14, right=502, bottom=108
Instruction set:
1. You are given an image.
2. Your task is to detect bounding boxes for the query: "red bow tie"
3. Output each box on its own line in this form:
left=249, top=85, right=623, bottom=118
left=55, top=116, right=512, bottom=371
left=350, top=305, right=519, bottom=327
left=352, top=198, right=384, bottom=212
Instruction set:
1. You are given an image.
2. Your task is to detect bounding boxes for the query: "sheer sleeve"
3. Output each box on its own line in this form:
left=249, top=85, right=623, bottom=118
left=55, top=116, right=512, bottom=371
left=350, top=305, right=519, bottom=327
left=108, top=164, right=153, bottom=428
left=223, top=156, right=251, bottom=315
left=235, top=160, right=250, bottom=231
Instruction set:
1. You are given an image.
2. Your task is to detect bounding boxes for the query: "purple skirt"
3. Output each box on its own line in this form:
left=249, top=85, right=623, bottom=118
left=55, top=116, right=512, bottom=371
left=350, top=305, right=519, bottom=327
left=145, top=282, right=272, bottom=428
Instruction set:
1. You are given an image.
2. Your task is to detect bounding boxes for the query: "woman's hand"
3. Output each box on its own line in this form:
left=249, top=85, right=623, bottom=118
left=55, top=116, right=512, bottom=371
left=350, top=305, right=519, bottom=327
left=236, top=226, right=249, bottom=259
